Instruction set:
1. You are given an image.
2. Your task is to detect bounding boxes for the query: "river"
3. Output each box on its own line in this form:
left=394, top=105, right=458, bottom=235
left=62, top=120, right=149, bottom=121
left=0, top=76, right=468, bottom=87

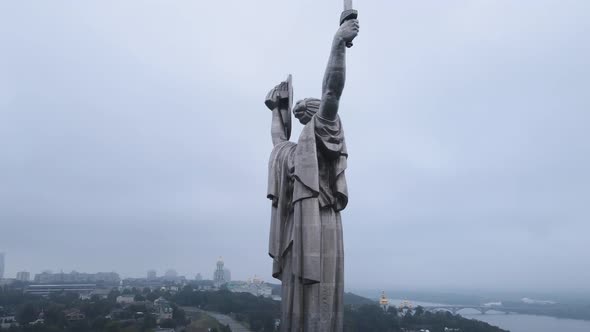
left=388, top=298, right=590, bottom=332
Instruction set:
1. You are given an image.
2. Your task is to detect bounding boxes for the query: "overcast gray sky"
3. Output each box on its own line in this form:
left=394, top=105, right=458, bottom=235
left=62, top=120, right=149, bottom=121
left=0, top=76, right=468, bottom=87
left=1, top=0, right=589, bottom=293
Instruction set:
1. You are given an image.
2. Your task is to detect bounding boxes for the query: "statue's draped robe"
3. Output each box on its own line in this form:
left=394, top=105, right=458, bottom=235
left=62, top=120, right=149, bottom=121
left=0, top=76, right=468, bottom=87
left=268, top=115, right=348, bottom=332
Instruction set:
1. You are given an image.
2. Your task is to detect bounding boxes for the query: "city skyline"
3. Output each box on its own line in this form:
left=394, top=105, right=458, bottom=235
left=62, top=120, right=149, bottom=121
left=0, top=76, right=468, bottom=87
left=0, top=253, right=237, bottom=283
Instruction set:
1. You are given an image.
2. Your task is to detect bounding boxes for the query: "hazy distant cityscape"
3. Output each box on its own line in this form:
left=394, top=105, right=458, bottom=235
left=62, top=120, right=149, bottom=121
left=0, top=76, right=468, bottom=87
left=0, top=253, right=274, bottom=301
left=2, top=250, right=590, bottom=332
left=0, top=252, right=285, bottom=331
left=0, top=251, right=518, bottom=332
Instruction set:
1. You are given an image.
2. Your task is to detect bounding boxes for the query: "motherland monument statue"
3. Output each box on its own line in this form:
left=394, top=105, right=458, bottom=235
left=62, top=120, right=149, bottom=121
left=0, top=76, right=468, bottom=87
left=265, top=2, right=359, bottom=331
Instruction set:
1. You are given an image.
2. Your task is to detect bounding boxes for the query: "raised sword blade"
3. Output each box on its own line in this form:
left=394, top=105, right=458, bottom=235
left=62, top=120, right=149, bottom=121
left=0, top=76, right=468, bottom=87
left=344, top=0, right=353, bottom=11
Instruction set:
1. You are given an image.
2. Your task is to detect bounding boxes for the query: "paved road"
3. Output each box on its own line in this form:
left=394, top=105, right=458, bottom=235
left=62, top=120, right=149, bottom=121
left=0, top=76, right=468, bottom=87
left=182, top=307, right=253, bottom=332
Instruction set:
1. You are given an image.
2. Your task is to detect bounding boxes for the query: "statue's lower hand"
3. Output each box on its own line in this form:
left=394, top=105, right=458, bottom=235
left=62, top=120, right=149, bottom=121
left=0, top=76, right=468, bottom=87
left=336, top=19, right=359, bottom=45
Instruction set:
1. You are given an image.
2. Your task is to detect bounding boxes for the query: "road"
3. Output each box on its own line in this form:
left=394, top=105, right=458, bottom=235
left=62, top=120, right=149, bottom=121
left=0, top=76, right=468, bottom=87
left=182, top=307, right=253, bottom=332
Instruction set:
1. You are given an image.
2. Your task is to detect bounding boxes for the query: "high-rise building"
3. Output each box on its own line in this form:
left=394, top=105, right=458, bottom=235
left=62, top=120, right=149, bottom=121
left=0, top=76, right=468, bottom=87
left=164, top=269, right=178, bottom=278
left=16, top=271, right=30, bottom=282
left=147, top=270, right=157, bottom=280
left=195, top=273, right=203, bottom=281
left=213, top=257, right=226, bottom=286
left=0, top=253, right=4, bottom=279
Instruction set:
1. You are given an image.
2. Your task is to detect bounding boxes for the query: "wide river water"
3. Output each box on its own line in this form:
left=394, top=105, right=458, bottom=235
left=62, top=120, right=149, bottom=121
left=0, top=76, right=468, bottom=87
left=389, top=298, right=590, bottom=332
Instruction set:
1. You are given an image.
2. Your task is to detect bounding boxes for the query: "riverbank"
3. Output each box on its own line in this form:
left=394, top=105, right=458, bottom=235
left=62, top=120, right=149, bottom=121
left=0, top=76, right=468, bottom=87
left=386, top=298, right=590, bottom=332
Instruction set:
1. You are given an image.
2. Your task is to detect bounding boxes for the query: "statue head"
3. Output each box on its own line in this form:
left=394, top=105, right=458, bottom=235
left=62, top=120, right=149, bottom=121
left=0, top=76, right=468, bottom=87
left=293, top=98, right=320, bottom=124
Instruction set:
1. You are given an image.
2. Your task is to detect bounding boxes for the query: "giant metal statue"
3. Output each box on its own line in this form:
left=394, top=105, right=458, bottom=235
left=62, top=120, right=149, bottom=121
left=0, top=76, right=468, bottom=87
left=265, top=2, right=359, bottom=331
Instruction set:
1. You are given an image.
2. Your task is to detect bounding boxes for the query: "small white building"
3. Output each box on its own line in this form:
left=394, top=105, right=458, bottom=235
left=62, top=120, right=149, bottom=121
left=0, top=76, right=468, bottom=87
left=63, top=309, right=85, bottom=322
left=227, top=276, right=273, bottom=298
left=116, top=294, right=136, bottom=305
left=0, top=315, right=18, bottom=329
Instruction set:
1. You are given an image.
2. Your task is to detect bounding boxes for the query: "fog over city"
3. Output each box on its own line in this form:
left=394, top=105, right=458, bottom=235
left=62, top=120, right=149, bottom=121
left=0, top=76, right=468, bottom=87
left=1, top=1, right=588, bottom=294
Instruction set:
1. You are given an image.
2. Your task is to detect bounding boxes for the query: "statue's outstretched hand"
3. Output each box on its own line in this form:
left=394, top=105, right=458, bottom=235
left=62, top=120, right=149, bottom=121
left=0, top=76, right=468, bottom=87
left=265, top=80, right=290, bottom=110
left=336, top=19, right=359, bottom=45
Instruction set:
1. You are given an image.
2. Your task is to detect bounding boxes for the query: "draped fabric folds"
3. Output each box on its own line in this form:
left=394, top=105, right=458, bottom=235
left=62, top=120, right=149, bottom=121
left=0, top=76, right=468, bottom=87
left=267, top=115, right=348, bottom=331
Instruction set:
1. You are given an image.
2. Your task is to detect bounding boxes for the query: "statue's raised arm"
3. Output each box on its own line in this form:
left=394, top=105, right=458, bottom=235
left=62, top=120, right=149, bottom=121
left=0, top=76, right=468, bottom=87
left=318, top=19, right=359, bottom=121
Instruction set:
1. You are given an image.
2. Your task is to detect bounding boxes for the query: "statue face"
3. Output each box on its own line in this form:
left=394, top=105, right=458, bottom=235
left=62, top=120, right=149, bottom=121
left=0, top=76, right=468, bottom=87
left=293, top=99, right=318, bottom=125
